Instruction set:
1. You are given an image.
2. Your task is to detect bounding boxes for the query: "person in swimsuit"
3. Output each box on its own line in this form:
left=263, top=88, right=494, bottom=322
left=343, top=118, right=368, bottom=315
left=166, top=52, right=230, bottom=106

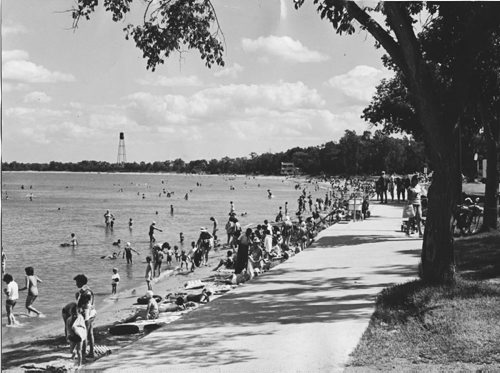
left=149, top=222, right=162, bottom=244
left=145, top=290, right=159, bottom=320
left=3, top=273, right=19, bottom=326
left=104, top=210, right=113, bottom=228
left=145, top=256, right=153, bottom=291
left=74, top=274, right=96, bottom=359
left=1, top=248, right=6, bottom=273
left=70, top=233, right=78, bottom=247
left=19, top=266, right=44, bottom=317
left=122, top=242, right=139, bottom=264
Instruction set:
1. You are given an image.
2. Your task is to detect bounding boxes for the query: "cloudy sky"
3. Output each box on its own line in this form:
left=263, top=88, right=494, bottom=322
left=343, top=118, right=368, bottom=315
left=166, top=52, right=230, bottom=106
left=2, top=0, right=393, bottom=163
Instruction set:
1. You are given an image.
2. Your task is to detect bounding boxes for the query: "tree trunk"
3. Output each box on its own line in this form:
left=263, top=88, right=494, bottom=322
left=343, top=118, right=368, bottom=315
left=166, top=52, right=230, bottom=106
left=421, top=160, right=458, bottom=282
left=482, top=120, right=499, bottom=230
left=346, top=2, right=459, bottom=283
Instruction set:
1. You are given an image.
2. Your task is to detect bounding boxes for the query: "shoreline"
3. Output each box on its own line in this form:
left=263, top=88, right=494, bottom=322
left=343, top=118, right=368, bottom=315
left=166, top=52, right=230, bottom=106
left=1, top=246, right=231, bottom=370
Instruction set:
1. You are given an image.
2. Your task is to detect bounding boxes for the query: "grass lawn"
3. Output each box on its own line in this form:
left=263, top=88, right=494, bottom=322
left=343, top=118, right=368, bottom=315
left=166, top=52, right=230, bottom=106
left=346, top=230, right=500, bottom=372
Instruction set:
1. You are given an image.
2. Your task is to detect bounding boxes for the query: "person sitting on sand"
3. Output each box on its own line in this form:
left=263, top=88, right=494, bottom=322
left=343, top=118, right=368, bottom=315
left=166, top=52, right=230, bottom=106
left=112, top=239, right=121, bottom=246
left=175, top=288, right=211, bottom=305
left=145, top=290, right=159, bottom=320
left=213, top=250, right=235, bottom=272
left=248, top=237, right=264, bottom=279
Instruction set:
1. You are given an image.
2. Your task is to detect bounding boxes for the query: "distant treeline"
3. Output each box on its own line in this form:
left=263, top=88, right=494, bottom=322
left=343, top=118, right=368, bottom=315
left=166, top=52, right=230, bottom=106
left=2, top=130, right=426, bottom=176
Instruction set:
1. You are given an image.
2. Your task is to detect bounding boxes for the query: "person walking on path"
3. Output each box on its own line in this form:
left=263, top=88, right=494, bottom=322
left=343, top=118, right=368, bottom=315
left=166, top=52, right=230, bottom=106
left=3, top=273, right=19, bottom=326
left=74, top=274, right=96, bottom=359
left=388, top=173, right=395, bottom=202
left=19, top=266, right=44, bottom=317
left=378, top=171, right=389, bottom=204
left=123, top=242, right=139, bottom=264
left=407, top=175, right=425, bottom=238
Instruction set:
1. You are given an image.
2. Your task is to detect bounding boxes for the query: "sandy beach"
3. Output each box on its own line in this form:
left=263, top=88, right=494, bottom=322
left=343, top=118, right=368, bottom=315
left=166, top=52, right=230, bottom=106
left=2, top=246, right=233, bottom=371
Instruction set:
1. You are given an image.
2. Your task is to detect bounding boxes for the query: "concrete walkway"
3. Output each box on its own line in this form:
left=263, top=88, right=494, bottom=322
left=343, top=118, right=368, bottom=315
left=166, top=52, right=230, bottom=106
left=87, top=203, right=422, bottom=373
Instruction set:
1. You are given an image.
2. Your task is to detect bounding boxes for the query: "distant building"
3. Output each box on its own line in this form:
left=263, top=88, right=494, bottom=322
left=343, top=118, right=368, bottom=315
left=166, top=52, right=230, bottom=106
left=281, top=162, right=299, bottom=176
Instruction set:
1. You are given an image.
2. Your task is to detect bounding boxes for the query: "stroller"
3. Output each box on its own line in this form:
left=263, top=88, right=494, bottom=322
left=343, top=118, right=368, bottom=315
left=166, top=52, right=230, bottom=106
left=401, top=196, right=427, bottom=234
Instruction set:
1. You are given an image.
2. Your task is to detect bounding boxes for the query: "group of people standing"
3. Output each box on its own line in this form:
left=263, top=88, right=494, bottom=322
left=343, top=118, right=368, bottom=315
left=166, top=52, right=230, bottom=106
left=376, top=171, right=423, bottom=205
left=376, top=171, right=426, bottom=237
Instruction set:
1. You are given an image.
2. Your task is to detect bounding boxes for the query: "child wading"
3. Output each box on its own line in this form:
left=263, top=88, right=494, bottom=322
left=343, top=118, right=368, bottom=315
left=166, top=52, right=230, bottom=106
left=111, top=268, right=120, bottom=295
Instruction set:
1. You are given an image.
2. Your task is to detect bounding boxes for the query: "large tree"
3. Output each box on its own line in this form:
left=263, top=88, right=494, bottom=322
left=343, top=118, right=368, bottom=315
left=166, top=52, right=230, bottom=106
left=71, top=1, right=500, bottom=282
left=292, top=1, right=500, bottom=282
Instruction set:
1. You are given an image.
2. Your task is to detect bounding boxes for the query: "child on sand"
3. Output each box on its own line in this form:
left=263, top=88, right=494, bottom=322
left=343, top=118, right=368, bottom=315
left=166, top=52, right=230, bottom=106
left=3, top=273, right=19, bottom=326
left=145, top=290, right=159, bottom=320
left=111, top=268, right=120, bottom=295
left=166, top=247, right=173, bottom=267
left=174, top=245, right=180, bottom=262
left=180, top=250, right=188, bottom=270
left=66, top=305, right=87, bottom=366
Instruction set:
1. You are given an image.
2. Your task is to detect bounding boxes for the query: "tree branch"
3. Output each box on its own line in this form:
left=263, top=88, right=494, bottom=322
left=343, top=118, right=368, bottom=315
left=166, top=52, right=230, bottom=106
left=342, top=1, right=406, bottom=74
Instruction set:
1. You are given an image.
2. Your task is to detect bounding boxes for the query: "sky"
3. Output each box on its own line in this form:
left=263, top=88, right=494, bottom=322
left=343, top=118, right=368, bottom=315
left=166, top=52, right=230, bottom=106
left=2, top=0, right=393, bottom=163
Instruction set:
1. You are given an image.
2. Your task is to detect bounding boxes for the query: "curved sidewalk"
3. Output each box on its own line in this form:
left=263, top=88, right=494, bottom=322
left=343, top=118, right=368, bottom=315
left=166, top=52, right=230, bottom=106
left=87, top=203, right=422, bottom=373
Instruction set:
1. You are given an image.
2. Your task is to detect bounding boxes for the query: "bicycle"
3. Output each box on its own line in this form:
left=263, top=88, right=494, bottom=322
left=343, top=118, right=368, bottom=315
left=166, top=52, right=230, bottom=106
left=451, top=201, right=483, bottom=236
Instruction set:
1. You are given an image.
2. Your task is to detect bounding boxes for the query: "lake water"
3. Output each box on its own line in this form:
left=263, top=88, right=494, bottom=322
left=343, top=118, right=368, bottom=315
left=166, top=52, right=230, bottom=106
left=1, top=171, right=324, bottom=346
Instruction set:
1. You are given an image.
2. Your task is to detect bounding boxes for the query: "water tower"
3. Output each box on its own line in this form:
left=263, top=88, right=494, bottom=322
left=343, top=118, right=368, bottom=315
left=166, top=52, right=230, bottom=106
left=117, top=132, right=127, bottom=165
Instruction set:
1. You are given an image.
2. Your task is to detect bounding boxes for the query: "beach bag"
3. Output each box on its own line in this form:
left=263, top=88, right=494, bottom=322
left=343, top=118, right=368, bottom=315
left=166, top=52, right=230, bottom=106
left=403, top=204, right=415, bottom=219
left=71, top=314, right=87, bottom=342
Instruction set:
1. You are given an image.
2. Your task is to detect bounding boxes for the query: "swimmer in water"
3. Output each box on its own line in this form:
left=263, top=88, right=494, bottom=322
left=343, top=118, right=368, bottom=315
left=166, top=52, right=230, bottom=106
left=101, top=252, right=119, bottom=260
left=128, top=218, right=133, bottom=230
left=149, top=222, right=163, bottom=244
left=70, top=233, right=78, bottom=247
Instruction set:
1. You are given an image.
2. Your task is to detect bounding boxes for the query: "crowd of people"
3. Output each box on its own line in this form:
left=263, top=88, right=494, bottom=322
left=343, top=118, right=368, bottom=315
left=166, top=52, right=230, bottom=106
left=3, top=173, right=431, bottom=368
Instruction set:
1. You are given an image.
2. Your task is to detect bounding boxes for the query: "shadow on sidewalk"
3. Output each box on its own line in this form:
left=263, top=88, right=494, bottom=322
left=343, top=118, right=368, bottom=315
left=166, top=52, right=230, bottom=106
left=87, top=266, right=416, bottom=370
left=84, top=234, right=421, bottom=370
left=312, top=234, right=422, bottom=248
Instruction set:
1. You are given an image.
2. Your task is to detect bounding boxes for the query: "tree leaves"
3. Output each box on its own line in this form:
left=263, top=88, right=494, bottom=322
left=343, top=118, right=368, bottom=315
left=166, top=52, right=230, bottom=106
left=72, top=0, right=225, bottom=70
